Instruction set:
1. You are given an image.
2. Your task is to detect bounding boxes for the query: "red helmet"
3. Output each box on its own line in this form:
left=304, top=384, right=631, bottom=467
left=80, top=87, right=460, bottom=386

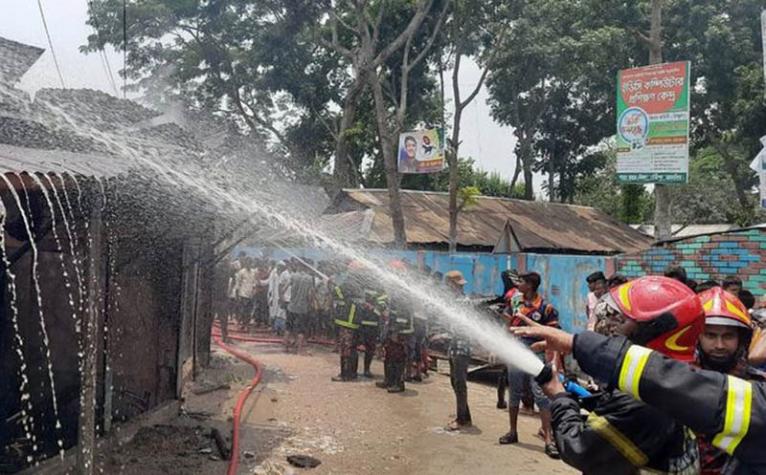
left=607, top=276, right=705, bottom=362
left=698, top=287, right=752, bottom=331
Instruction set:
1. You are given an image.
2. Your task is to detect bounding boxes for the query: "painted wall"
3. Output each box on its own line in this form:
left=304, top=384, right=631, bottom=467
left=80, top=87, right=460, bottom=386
left=236, top=246, right=608, bottom=333
left=522, top=254, right=607, bottom=333
left=615, top=229, right=766, bottom=296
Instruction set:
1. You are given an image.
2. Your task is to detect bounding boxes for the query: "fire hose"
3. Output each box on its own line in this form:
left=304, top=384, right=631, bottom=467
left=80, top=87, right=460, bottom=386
left=212, top=334, right=264, bottom=475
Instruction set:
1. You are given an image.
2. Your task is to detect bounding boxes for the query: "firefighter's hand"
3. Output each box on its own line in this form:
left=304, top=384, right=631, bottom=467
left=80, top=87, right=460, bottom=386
left=540, top=375, right=566, bottom=398
left=511, top=326, right=575, bottom=354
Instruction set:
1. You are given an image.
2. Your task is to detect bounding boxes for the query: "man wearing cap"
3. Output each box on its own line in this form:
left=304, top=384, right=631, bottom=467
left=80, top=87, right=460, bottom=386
left=444, top=270, right=473, bottom=430
left=500, top=271, right=560, bottom=459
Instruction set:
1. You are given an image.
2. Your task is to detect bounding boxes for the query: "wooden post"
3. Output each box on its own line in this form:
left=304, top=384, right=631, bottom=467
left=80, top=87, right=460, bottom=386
left=78, top=193, right=102, bottom=475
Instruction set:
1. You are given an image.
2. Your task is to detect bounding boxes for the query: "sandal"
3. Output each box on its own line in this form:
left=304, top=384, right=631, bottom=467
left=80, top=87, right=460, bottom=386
left=498, top=431, right=518, bottom=444
left=545, top=443, right=560, bottom=459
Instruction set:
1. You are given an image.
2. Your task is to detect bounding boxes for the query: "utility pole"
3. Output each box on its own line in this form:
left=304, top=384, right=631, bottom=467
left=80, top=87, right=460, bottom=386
left=648, top=0, right=672, bottom=241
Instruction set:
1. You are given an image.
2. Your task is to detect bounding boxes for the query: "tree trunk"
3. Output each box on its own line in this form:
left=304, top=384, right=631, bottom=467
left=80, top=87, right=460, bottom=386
left=649, top=0, right=671, bottom=241
left=518, top=134, right=534, bottom=200
left=548, top=154, right=555, bottom=202
left=369, top=74, right=407, bottom=247
left=448, top=108, right=462, bottom=253
left=333, top=78, right=366, bottom=188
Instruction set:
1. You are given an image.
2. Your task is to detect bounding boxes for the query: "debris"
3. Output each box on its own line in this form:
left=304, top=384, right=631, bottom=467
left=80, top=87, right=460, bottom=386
left=211, top=427, right=231, bottom=460
left=209, top=455, right=221, bottom=461
left=198, top=447, right=213, bottom=455
left=244, top=450, right=256, bottom=459
left=286, top=454, right=321, bottom=469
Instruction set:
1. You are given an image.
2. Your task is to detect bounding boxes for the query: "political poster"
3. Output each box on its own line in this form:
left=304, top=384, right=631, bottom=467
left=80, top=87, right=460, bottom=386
left=616, top=61, right=691, bottom=184
left=397, top=128, right=445, bottom=174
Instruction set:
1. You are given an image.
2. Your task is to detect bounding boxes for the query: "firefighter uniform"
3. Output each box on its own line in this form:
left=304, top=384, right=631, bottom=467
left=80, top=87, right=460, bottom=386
left=572, top=331, right=766, bottom=474
left=359, top=289, right=387, bottom=377
left=377, top=295, right=413, bottom=392
left=332, top=284, right=361, bottom=381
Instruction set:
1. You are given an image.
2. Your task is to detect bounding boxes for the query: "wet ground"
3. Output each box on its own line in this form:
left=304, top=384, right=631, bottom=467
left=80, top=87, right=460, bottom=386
left=98, top=342, right=575, bottom=475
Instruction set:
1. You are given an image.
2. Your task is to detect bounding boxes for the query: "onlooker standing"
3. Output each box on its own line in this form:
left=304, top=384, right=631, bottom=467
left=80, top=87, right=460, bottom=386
left=253, top=259, right=271, bottom=328
left=276, top=261, right=292, bottom=336
left=316, top=263, right=335, bottom=339
left=723, top=275, right=743, bottom=294
left=268, top=261, right=286, bottom=334
left=585, top=271, right=607, bottom=331
left=286, top=263, right=315, bottom=354
left=233, top=257, right=258, bottom=328
left=444, top=270, right=473, bottom=431
left=500, top=272, right=560, bottom=459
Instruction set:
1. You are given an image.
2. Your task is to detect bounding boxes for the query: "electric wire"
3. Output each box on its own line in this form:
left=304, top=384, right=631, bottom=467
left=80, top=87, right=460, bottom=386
left=87, top=0, right=120, bottom=96
left=35, top=0, right=66, bottom=88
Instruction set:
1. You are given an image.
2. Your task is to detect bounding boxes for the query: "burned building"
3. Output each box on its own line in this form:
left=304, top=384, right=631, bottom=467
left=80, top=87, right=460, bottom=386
left=0, top=37, right=231, bottom=472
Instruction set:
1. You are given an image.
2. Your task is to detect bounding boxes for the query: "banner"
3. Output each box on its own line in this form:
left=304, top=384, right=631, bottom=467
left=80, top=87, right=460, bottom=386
left=616, top=61, right=691, bottom=184
left=397, top=128, right=445, bottom=174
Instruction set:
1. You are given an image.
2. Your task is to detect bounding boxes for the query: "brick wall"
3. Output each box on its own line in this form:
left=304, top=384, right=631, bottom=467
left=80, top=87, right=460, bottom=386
left=614, top=229, right=766, bottom=296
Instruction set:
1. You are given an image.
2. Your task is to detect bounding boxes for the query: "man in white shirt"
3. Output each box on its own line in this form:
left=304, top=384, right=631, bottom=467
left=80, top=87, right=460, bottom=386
left=585, top=271, right=607, bottom=331
left=233, top=257, right=258, bottom=328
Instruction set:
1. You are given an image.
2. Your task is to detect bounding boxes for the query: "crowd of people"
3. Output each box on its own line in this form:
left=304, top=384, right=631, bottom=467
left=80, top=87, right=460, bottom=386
left=217, top=252, right=766, bottom=474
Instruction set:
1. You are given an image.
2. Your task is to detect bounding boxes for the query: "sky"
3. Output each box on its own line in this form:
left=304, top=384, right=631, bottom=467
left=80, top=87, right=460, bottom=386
left=1, top=0, right=529, bottom=184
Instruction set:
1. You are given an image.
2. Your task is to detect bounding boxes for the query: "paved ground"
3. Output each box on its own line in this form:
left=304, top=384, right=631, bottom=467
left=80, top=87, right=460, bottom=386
left=98, top=340, right=576, bottom=474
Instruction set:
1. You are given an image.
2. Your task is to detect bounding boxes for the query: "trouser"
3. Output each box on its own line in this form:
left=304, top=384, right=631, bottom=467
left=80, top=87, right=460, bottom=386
left=360, top=325, right=378, bottom=372
left=450, top=354, right=472, bottom=424
left=254, top=291, right=268, bottom=326
left=218, top=312, right=229, bottom=342
left=338, top=328, right=358, bottom=379
left=383, top=337, right=407, bottom=389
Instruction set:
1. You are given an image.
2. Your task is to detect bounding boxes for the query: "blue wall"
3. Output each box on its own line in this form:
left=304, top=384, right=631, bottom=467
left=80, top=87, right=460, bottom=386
left=234, top=246, right=606, bottom=333
left=524, top=254, right=607, bottom=333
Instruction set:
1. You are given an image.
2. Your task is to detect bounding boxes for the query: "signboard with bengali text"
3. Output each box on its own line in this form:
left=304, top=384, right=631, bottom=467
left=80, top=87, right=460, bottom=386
left=616, top=61, right=691, bottom=184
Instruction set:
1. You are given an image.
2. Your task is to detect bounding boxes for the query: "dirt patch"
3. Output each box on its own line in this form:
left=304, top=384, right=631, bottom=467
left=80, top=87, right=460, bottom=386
left=98, top=423, right=226, bottom=475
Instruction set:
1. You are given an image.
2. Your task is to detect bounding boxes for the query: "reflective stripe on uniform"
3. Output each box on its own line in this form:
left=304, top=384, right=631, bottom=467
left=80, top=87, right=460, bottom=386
left=335, top=303, right=359, bottom=329
left=586, top=412, right=649, bottom=467
left=617, top=345, right=653, bottom=400
left=712, top=375, right=753, bottom=455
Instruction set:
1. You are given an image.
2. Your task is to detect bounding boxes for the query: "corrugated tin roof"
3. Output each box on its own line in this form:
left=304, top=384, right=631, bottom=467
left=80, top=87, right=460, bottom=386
left=0, top=36, right=44, bottom=84
left=0, top=143, right=134, bottom=178
left=328, top=189, right=652, bottom=254
left=631, top=224, right=739, bottom=240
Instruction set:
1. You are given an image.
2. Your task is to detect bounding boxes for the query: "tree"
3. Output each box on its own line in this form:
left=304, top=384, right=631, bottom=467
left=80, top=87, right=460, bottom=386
left=321, top=0, right=449, bottom=247
left=486, top=0, right=636, bottom=202
left=83, top=0, right=338, bottom=178
left=444, top=0, right=504, bottom=252
left=573, top=146, right=653, bottom=224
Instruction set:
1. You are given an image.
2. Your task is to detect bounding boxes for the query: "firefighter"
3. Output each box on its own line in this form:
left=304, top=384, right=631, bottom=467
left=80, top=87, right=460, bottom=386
left=360, top=286, right=387, bottom=378
left=376, top=260, right=411, bottom=393
left=516, top=276, right=704, bottom=474
left=513, top=313, right=766, bottom=473
left=331, top=262, right=364, bottom=382
left=696, top=287, right=765, bottom=474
